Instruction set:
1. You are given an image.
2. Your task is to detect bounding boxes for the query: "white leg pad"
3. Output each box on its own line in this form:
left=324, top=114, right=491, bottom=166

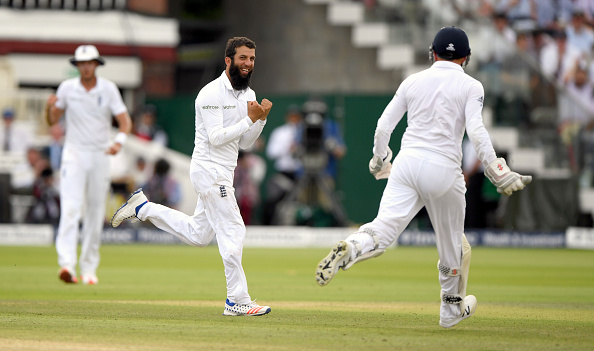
left=459, top=234, right=471, bottom=297
left=437, top=234, right=472, bottom=298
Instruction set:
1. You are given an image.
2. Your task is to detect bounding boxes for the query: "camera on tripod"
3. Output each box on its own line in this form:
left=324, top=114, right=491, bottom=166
left=300, top=98, right=329, bottom=173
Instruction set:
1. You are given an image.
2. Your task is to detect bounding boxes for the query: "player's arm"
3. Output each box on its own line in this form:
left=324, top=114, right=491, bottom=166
left=369, top=85, right=407, bottom=178
left=465, top=82, right=531, bottom=196
left=45, top=94, right=64, bottom=126
left=199, top=90, right=262, bottom=147
left=106, top=111, right=132, bottom=155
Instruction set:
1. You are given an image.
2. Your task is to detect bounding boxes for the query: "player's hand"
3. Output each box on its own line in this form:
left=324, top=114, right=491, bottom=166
left=247, top=100, right=266, bottom=123
left=369, top=147, right=393, bottom=177
left=106, top=142, right=122, bottom=155
left=484, top=157, right=532, bottom=196
left=46, top=94, right=58, bottom=107
left=260, top=98, right=273, bottom=120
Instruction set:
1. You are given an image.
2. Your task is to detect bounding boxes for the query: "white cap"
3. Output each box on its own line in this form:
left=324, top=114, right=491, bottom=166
left=69, top=45, right=105, bottom=66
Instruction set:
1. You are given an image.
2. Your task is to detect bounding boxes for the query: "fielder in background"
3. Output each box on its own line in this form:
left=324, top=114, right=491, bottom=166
left=111, top=37, right=272, bottom=316
left=46, top=45, right=132, bottom=285
left=315, top=26, right=532, bottom=328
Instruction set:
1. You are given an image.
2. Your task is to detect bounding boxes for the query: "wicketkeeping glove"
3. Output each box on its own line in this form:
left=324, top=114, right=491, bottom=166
left=484, top=158, right=532, bottom=196
left=369, top=147, right=393, bottom=179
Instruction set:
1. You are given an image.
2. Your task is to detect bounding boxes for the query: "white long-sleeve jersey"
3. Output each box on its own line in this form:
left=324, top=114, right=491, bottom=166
left=193, top=71, right=266, bottom=171
left=373, top=61, right=497, bottom=168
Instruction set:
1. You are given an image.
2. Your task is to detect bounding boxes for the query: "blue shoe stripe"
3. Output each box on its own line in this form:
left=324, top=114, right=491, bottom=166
left=135, top=201, right=148, bottom=216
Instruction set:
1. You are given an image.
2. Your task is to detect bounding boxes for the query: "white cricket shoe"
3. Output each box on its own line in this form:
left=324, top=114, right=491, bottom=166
left=81, top=274, right=98, bottom=285
left=315, top=240, right=352, bottom=287
left=111, top=188, right=148, bottom=228
left=58, top=267, right=78, bottom=284
left=223, top=299, right=271, bottom=316
left=439, top=295, right=477, bottom=328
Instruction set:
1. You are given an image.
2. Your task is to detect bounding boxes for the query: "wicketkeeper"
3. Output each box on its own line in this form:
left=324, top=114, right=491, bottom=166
left=315, top=26, right=531, bottom=328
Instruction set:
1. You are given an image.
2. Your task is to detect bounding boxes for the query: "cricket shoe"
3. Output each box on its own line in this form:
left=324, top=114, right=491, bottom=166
left=315, top=240, right=352, bottom=287
left=58, top=267, right=78, bottom=284
left=439, top=295, right=477, bottom=328
left=110, top=188, right=148, bottom=227
left=223, top=299, right=271, bottom=316
left=81, top=274, right=98, bottom=285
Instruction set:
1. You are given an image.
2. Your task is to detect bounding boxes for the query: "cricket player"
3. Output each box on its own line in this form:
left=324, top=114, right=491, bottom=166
left=315, top=27, right=532, bottom=328
left=111, top=37, right=272, bottom=316
left=46, top=44, right=132, bottom=285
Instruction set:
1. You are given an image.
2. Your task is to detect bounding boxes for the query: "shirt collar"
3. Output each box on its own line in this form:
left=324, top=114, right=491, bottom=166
left=77, top=76, right=100, bottom=91
left=432, top=60, right=464, bottom=72
left=221, top=71, right=247, bottom=97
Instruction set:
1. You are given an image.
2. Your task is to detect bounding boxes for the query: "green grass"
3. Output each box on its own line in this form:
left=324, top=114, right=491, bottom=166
left=0, top=244, right=593, bottom=350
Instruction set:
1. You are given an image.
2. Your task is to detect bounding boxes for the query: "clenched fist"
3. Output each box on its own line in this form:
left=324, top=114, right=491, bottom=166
left=248, top=99, right=273, bottom=122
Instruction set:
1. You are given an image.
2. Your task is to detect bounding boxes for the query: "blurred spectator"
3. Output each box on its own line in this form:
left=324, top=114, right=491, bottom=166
left=495, top=0, right=537, bottom=31
left=26, top=167, right=60, bottom=224
left=133, top=156, right=151, bottom=191
left=0, top=107, right=33, bottom=154
left=558, top=60, right=594, bottom=172
left=12, top=147, right=50, bottom=191
left=234, top=149, right=266, bottom=225
left=142, top=158, right=181, bottom=209
left=423, top=0, right=481, bottom=26
left=133, top=104, right=168, bottom=147
left=565, top=10, right=594, bottom=55
left=556, top=0, right=582, bottom=27
left=540, top=30, right=581, bottom=83
left=530, top=29, right=558, bottom=108
left=534, top=0, right=573, bottom=30
left=476, top=11, right=517, bottom=110
left=496, top=32, right=538, bottom=126
left=574, top=0, right=594, bottom=28
left=262, top=105, right=303, bottom=225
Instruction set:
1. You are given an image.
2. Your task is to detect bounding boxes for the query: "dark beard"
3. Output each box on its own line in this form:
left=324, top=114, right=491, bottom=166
left=229, top=61, right=252, bottom=90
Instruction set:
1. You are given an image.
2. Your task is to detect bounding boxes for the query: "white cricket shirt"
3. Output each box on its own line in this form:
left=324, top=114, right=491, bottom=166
left=55, top=76, right=127, bottom=151
left=193, top=71, right=266, bottom=170
left=374, top=61, right=497, bottom=167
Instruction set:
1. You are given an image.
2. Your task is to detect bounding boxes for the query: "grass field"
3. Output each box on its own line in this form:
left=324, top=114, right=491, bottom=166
left=0, top=244, right=593, bottom=350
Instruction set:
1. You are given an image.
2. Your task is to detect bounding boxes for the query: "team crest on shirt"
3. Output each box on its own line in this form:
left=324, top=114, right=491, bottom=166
left=478, top=96, right=484, bottom=106
left=220, top=185, right=227, bottom=197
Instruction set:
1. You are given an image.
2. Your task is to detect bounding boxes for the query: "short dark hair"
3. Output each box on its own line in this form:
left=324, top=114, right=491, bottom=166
left=225, top=37, right=256, bottom=58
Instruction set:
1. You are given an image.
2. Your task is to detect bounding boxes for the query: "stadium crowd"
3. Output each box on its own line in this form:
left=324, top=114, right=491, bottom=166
left=2, top=0, right=594, bottom=229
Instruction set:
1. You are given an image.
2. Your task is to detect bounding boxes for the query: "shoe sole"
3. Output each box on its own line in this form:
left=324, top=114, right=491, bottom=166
left=223, top=307, right=271, bottom=316
left=111, top=189, right=143, bottom=227
left=59, top=269, right=78, bottom=284
left=315, top=241, right=348, bottom=287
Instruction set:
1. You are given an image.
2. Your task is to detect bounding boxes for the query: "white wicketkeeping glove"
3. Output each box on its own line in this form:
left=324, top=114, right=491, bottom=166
left=369, top=147, right=393, bottom=179
left=484, top=158, right=532, bottom=196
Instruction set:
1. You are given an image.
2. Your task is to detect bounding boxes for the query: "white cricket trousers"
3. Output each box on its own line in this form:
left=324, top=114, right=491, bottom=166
left=347, top=148, right=466, bottom=320
left=56, top=146, right=110, bottom=276
left=137, top=159, right=251, bottom=304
